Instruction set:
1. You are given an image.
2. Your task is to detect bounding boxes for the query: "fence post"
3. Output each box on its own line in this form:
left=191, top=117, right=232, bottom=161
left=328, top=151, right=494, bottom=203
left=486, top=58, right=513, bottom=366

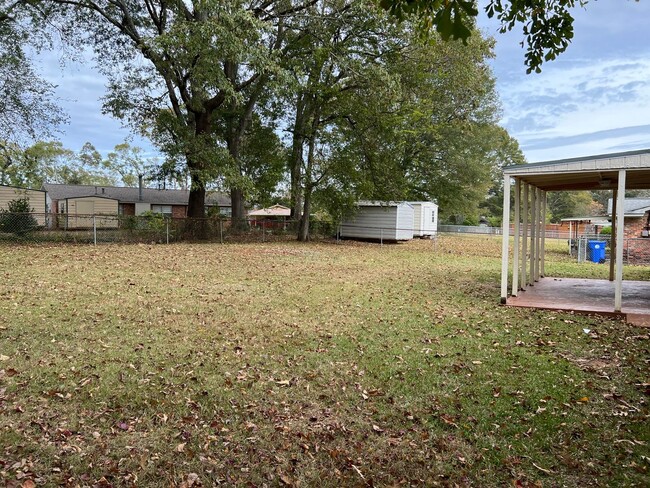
left=166, top=219, right=169, bottom=244
left=380, top=228, right=383, bottom=246
left=219, top=218, right=223, bottom=244
left=93, top=216, right=97, bottom=246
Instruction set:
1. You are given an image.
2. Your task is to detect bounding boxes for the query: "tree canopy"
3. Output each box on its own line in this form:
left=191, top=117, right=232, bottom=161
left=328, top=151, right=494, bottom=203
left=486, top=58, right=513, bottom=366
left=380, top=0, right=595, bottom=73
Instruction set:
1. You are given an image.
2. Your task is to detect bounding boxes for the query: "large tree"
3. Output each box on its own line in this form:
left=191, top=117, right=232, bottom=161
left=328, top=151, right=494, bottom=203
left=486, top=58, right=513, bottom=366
left=0, top=1, right=65, bottom=147
left=32, top=0, right=309, bottom=223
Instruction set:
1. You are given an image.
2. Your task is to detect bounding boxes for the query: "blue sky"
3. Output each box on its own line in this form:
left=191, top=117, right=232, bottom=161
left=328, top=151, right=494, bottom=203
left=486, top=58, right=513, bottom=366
left=39, top=1, right=650, bottom=163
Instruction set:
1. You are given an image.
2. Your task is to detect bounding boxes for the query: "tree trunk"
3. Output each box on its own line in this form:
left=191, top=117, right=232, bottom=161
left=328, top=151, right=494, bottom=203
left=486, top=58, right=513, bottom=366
left=186, top=112, right=210, bottom=219
left=297, top=119, right=318, bottom=242
left=298, top=189, right=311, bottom=242
left=289, top=95, right=307, bottom=222
left=231, top=187, right=246, bottom=229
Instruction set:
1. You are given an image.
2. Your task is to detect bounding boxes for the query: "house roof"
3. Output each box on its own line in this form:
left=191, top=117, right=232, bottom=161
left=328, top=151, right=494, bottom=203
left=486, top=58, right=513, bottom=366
left=560, top=217, right=610, bottom=224
left=503, top=148, right=650, bottom=191
left=42, top=183, right=231, bottom=206
left=606, top=198, right=650, bottom=217
left=248, top=204, right=290, bottom=217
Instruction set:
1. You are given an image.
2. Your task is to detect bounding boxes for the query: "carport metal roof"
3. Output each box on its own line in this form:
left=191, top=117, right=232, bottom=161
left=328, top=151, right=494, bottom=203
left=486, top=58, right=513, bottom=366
left=500, top=148, right=650, bottom=318
left=503, top=149, right=650, bottom=191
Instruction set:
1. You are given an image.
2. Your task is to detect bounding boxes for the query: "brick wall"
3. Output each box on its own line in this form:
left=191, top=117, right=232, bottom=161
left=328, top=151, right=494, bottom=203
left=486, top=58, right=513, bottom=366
left=623, top=212, right=650, bottom=264
left=624, top=215, right=647, bottom=238
left=172, top=205, right=187, bottom=218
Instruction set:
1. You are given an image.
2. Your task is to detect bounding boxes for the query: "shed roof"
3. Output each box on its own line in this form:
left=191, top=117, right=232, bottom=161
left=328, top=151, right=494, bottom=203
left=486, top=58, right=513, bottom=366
left=503, top=148, right=650, bottom=191
left=248, top=204, right=290, bottom=217
left=357, top=200, right=413, bottom=208
left=42, top=183, right=231, bottom=206
left=0, top=183, right=45, bottom=193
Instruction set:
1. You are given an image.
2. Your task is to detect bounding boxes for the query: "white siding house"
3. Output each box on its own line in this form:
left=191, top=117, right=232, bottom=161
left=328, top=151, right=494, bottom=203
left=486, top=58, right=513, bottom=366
left=340, top=201, right=414, bottom=241
left=410, top=202, right=438, bottom=238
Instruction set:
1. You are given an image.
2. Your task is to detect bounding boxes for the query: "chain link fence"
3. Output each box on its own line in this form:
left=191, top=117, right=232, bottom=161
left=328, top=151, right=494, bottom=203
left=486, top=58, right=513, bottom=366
left=0, top=212, right=341, bottom=245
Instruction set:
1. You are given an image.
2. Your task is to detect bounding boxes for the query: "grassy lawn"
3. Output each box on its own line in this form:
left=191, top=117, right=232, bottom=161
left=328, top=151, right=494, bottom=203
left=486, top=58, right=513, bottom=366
left=0, top=235, right=648, bottom=486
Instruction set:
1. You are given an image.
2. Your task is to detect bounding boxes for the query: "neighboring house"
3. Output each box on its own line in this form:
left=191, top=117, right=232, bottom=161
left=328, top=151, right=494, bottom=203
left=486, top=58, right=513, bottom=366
left=607, top=198, right=650, bottom=264
left=0, top=184, right=47, bottom=225
left=410, top=202, right=438, bottom=238
left=247, top=204, right=291, bottom=229
left=340, top=201, right=414, bottom=242
left=42, top=183, right=232, bottom=219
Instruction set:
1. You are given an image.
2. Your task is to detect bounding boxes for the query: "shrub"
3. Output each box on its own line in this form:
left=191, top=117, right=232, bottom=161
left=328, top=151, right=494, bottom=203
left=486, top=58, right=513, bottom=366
left=0, top=197, right=38, bottom=235
left=600, top=226, right=612, bottom=235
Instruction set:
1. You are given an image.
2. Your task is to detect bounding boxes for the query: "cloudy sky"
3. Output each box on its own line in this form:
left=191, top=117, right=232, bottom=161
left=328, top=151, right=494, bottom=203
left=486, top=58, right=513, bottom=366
left=39, top=1, right=650, bottom=163
left=477, top=0, right=650, bottom=162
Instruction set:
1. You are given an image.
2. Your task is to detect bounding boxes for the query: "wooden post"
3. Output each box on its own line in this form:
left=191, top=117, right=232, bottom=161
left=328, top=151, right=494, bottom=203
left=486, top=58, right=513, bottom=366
left=500, top=174, right=511, bottom=304
left=512, top=178, right=521, bottom=296
left=529, top=187, right=537, bottom=285
left=521, top=184, right=529, bottom=290
left=541, top=191, right=547, bottom=277
left=609, top=190, right=617, bottom=282
left=615, top=171, right=626, bottom=312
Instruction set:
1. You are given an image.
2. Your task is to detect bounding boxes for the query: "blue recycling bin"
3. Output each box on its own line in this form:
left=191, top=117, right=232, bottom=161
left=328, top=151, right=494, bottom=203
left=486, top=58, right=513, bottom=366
left=588, top=240, right=606, bottom=263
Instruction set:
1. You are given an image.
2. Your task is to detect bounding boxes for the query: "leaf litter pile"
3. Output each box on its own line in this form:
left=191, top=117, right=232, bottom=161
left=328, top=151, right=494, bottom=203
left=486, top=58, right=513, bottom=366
left=0, top=236, right=648, bottom=486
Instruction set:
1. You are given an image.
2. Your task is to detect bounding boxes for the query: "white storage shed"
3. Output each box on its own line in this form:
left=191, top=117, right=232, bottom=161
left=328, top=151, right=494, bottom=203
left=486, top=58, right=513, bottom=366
left=410, top=201, right=438, bottom=238
left=340, top=201, right=414, bottom=241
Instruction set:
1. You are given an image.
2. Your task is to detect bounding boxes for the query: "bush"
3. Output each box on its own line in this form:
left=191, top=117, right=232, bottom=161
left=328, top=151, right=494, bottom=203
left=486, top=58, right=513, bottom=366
left=0, top=197, right=38, bottom=235
left=600, top=226, right=612, bottom=235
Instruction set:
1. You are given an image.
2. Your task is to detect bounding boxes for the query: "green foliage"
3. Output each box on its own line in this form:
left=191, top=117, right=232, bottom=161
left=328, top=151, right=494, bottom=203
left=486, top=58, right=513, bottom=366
left=380, top=0, right=591, bottom=73
left=0, top=197, right=38, bottom=234
left=599, top=225, right=612, bottom=235
left=547, top=190, right=597, bottom=223
left=0, top=1, right=66, bottom=144
left=136, top=211, right=167, bottom=232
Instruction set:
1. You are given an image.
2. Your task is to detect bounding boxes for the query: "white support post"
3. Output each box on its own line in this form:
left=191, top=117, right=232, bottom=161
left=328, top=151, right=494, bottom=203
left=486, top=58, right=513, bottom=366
left=512, top=179, right=521, bottom=296
left=521, top=184, right=529, bottom=290
left=529, top=187, right=537, bottom=285
left=614, top=170, right=626, bottom=311
left=93, top=216, right=97, bottom=246
left=535, top=187, right=542, bottom=281
left=540, top=191, right=546, bottom=278
left=500, top=174, right=511, bottom=304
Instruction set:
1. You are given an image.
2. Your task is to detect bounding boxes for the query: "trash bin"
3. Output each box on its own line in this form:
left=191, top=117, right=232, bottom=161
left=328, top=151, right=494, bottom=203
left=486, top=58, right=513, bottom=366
left=588, top=240, right=606, bottom=263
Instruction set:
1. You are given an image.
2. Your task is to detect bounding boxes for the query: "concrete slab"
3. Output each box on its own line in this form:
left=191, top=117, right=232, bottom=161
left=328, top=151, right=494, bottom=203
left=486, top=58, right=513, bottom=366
left=506, top=277, right=650, bottom=325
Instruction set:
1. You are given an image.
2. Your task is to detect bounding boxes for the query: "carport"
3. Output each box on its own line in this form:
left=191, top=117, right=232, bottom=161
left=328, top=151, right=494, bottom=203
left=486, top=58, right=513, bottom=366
left=499, top=149, right=650, bottom=321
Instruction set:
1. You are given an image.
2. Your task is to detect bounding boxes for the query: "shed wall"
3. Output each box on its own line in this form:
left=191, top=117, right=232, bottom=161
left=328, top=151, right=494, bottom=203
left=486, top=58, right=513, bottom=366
left=0, top=185, right=47, bottom=225
left=340, top=204, right=413, bottom=241
left=66, top=196, right=119, bottom=229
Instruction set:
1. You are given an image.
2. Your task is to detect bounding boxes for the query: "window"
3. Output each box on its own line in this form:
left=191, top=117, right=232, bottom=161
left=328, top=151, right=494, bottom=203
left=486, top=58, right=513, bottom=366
left=151, top=205, right=173, bottom=216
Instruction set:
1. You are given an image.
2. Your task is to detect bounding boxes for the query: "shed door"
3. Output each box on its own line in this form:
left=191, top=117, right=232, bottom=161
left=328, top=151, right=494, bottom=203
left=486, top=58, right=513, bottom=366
left=76, top=200, right=95, bottom=228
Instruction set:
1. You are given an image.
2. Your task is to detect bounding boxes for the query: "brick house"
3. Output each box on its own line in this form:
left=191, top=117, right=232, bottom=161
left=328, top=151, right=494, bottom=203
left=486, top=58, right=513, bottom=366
left=608, top=198, right=650, bottom=264
left=42, top=183, right=231, bottom=220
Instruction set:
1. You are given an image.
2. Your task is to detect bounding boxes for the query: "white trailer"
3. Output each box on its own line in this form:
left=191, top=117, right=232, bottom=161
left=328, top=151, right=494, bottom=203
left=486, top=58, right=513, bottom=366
left=340, top=201, right=414, bottom=241
left=410, top=201, right=438, bottom=238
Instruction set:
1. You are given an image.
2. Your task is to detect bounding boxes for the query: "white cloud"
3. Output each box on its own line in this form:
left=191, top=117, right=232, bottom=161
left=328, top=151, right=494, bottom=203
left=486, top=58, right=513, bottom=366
left=479, top=0, right=650, bottom=162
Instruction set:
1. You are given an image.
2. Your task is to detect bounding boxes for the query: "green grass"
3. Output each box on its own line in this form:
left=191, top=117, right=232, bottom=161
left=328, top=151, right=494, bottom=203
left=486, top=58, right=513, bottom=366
left=0, top=235, right=648, bottom=486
